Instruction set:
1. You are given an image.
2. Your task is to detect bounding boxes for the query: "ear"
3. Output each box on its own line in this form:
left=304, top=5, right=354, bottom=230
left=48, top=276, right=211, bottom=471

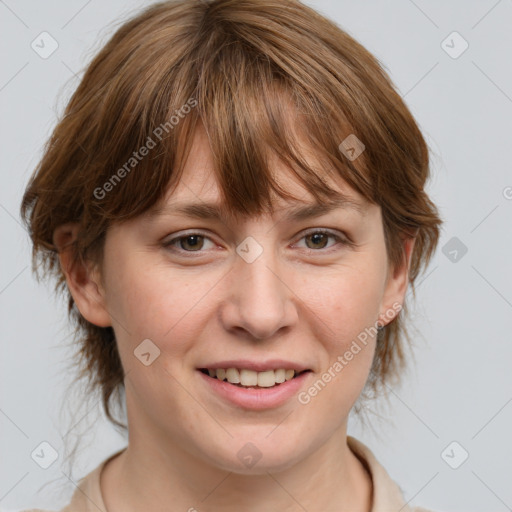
left=379, top=235, right=416, bottom=327
left=53, top=222, right=112, bottom=327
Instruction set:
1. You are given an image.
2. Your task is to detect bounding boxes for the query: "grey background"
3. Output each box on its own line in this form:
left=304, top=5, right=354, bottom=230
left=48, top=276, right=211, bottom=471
left=1, top=0, right=511, bottom=510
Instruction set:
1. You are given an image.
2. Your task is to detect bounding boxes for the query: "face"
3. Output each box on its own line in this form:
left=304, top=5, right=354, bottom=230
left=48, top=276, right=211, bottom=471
left=66, top=125, right=411, bottom=474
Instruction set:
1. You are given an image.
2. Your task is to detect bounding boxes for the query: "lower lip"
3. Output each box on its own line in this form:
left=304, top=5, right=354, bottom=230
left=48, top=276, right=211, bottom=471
left=198, top=370, right=311, bottom=410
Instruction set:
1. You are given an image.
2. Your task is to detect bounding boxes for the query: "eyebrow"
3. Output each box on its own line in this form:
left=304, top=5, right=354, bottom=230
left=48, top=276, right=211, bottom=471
left=148, top=196, right=367, bottom=223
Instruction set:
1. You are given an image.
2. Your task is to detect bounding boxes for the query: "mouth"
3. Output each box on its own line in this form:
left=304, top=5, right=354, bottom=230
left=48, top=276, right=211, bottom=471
left=198, top=367, right=312, bottom=389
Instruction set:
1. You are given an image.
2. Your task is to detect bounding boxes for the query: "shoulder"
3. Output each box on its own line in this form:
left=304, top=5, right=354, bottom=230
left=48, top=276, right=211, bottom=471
left=347, top=436, right=438, bottom=512
left=16, top=506, right=74, bottom=512
left=17, top=448, right=127, bottom=512
left=17, top=509, right=57, bottom=512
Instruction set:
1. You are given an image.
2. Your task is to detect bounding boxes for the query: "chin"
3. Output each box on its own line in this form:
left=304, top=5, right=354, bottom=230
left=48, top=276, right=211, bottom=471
left=197, top=428, right=313, bottom=475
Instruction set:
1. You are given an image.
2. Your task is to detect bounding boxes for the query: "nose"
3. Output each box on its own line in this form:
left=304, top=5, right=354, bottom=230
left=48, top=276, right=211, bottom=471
left=220, top=247, right=299, bottom=340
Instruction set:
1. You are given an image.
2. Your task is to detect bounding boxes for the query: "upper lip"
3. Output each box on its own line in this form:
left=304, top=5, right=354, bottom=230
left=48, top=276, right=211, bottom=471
left=198, top=359, right=311, bottom=373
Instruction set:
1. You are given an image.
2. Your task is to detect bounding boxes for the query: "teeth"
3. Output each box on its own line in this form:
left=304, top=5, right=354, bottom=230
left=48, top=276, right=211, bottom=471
left=240, top=369, right=258, bottom=386
left=207, top=368, right=299, bottom=387
left=274, top=369, right=286, bottom=383
left=225, top=368, right=240, bottom=383
left=257, top=370, right=276, bottom=388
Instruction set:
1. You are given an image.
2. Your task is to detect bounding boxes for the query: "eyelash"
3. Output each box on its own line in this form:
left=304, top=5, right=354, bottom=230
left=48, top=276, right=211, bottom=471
left=162, top=228, right=353, bottom=256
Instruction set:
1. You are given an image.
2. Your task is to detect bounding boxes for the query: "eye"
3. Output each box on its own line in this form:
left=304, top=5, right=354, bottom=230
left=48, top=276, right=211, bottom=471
left=294, top=229, right=350, bottom=252
left=162, top=228, right=352, bottom=256
left=163, top=232, right=217, bottom=253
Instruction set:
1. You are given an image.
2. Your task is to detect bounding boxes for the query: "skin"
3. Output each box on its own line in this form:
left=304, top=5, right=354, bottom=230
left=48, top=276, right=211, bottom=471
left=54, top=124, right=415, bottom=512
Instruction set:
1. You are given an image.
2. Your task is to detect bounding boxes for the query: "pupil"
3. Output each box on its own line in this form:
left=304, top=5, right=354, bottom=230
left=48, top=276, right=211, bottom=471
left=307, top=233, right=327, bottom=249
left=182, top=235, right=203, bottom=251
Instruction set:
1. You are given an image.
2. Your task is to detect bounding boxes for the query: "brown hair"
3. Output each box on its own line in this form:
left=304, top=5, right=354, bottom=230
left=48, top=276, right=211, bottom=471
left=20, top=0, right=441, bottom=436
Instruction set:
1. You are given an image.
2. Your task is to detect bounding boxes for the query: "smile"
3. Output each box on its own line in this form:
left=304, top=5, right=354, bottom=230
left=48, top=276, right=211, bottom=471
left=199, top=367, right=309, bottom=388
left=197, top=364, right=312, bottom=410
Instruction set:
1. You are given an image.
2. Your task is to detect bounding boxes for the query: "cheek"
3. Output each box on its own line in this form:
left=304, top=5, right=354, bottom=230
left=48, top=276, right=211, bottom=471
left=296, top=295, right=378, bottom=431
left=102, top=252, right=220, bottom=358
left=301, top=256, right=387, bottom=345
left=294, top=257, right=386, bottom=406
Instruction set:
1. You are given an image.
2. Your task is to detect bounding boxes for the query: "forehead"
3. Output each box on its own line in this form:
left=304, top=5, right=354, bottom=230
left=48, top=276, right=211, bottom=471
left=146, top=123, right=370, bottom=222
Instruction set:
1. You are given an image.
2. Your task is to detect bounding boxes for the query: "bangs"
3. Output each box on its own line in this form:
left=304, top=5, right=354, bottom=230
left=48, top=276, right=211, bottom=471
left=90, top=11, right=378, bottom=226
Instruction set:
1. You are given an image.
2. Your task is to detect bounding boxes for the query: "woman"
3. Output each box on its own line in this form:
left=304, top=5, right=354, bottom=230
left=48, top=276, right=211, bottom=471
left=20, top=0, right=441, bottom=510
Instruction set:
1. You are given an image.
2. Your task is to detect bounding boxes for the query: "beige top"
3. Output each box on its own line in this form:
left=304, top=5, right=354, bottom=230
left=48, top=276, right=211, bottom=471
left=22, top=437, right=433, bottom=512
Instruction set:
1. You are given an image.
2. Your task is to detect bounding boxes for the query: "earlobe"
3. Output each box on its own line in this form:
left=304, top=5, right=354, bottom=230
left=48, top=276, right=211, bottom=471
left=53, top=223, right=112, bottom=328
left=379, top=236, right=416, bottom=327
